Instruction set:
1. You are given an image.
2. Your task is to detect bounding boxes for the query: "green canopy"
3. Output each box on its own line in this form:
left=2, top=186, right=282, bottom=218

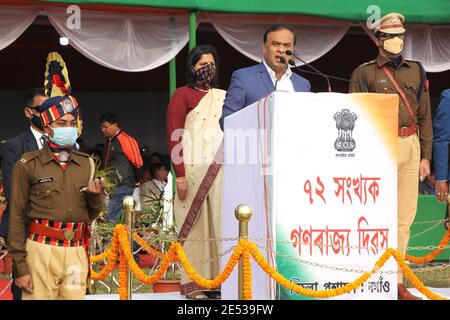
left=38, top=0, right=450, bottom=24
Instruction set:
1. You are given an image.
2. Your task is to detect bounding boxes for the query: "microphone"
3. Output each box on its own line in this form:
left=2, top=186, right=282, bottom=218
left=275, top=56, right=289, bottom=91
left=285, top=50, right=369, bottom=93
left=286, top=50, right=332, bottom=92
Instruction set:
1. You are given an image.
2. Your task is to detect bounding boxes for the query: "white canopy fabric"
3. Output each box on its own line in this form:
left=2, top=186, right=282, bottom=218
left=45, top=6, right=189, bottom=72
left=403, top=25, right=450, bottom=73
left=0, top=5, right=39, bottom=51
left=0, top=5, right=449, bottom=72
left=206, top=13, right=351, bottom=65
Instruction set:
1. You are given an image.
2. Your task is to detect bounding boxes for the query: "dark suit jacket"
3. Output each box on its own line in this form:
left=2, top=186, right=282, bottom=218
left=0, top=128, right=39, bottom=237
left=433, top=89, right=450, bottom=181
left=220, top=62, right=311, bottom=129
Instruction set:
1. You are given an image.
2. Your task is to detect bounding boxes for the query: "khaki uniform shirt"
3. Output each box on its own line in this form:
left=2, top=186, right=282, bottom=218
left=349, top=54, right=432, bottom=160
left=8, top=146, right=103, bottom=276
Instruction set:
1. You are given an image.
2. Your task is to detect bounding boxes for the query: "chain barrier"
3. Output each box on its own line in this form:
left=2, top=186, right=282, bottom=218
left=89, top=225, right=449, bottom=300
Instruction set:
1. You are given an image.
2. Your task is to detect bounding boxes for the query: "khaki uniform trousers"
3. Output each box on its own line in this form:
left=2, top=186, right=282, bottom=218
left=397, top=134, right=420, bottom=283
left=23, top=239, right=88, bottom=300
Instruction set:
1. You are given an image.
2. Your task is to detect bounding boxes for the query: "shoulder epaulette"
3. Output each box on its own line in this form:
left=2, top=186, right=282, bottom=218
left=359, top=60, right=377, bottom=68
left=18, top=150, right=41, bottom=164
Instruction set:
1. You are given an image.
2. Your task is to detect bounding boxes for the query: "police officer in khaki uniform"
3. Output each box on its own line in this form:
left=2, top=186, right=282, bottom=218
left=349, top=13, right=432, bottom=300
left=8, top=95, right=104, bottom=300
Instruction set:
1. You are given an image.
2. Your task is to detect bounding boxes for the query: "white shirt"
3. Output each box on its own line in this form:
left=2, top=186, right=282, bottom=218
left=263, top=59, right=295, bottom=92
left=30, top=126, right=46, bottom=150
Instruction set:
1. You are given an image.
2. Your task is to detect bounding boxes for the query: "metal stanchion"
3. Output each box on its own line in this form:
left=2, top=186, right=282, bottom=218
left=90, top=219, right=97, bottom=294
left=122, top=195, right=136, bottom=300
left=235, top=204, right=253, bottom=300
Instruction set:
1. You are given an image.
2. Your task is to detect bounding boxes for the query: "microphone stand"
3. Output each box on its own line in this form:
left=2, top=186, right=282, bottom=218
left=275, top=56, right=289, bottom=91
left=286, top=50, right=332, bottom=92
left=286, top=50, right=369, bottom=93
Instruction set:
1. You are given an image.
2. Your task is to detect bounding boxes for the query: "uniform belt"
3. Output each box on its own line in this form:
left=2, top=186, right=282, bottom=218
left=398, top=124, right=418, bottom=138
left=29, top=221, right=85, bottom=241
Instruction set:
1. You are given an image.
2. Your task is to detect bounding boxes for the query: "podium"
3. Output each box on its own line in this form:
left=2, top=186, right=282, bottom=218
left=221, top=92, right=399, bottom=300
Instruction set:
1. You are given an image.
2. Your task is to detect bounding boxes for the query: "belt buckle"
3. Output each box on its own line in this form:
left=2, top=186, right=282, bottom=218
left=63, top=230, right=75, bottom=241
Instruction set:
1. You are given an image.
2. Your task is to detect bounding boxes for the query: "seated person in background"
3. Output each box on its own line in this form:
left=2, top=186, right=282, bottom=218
left=138, top=151, right=164, bottom=184
left=140, top=162, right=170, bottom=205
left=139, top=162, right=173, bottom=229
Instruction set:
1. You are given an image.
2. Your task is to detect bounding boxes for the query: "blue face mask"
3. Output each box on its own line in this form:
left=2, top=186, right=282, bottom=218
left=49, top=127, right=78, bottom=147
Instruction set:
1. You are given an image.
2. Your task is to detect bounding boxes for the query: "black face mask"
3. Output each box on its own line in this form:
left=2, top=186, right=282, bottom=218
left=27, top=109, right=43, bottom=131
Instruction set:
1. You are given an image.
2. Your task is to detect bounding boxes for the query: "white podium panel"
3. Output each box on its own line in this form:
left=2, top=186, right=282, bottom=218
left=222, top=92, right=399, bottom=300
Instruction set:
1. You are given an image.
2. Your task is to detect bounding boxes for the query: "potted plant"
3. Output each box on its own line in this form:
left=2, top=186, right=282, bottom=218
left=137, top=182, right=181, bottom=293
left=89, top=174, right=181, bottom=293
left=147, top=225, right=181, bottom=293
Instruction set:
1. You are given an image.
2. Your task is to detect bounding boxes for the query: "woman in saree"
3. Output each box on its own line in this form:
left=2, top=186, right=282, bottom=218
left=166, top=45, right=225, bottom=300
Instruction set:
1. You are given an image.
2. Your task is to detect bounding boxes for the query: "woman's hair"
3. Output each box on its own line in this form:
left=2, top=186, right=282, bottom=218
left=186, top=44, right=220, bottom=88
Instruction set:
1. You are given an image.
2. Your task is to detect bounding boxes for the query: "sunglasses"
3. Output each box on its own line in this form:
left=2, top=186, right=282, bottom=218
left=377, top=32, right=406, bottom=40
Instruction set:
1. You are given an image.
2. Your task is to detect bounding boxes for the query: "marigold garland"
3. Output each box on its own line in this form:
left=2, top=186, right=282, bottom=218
left=132, top=232, right=165, bottom=259
left=118, top=250, right=128, bottom=300
left=176, top=240, right=246, bottom=289
left=90, top=229, right=120, bottom=281
left=247, top=241, right=371, bottom=298
left=243, top=246, right=252, bottom=300
left=405, top=229, right=450, bottom=264
left=118, top=225, right=177, bottom=284
left=391, top=249, right=448, bottom=300
left=88, top=225, right=449, bottom=301
left=90, top=249, right=111, bottom=263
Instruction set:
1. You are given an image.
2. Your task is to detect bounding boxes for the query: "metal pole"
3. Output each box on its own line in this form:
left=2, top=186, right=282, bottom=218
left=90, top=220, right=97, bottom=294
left=169, top=58, right=176, bottom=97
left=189, top=11, right=197, bottom=51
left=169, top=16, right=177, bottom=97
left=122, top=196, right=136, bottom=300
left=235, top=205, right=253, bottom=300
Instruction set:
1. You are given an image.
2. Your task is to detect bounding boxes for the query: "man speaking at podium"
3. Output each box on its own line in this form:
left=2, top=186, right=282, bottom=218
left=220, top=24, right=311, bottom=129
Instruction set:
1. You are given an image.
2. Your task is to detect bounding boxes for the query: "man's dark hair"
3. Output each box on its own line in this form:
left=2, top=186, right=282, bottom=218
left=24, top=88, right=46, bottom=108
left=263, top=24, right=297, bottom=45
left=186, top=44, right=220, bottom=88
left=100, top=112, right=120, bottom=126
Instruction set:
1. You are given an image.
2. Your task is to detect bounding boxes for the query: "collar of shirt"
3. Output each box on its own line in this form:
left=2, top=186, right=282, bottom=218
left=263, top=59, right=292, bottom=85
left=40, top=145, right=82, bottom=166
left=30, top=126, right=46, bottom=150
left=153, top=179, right=167, bottom=191
left=376, top=54, right=411, bottom=68
left=107, top=129, right=122, bottom=142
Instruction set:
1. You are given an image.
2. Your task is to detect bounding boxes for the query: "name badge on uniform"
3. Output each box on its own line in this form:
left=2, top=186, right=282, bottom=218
left=31, top=176, right=54, bottom=185
left=377, top=79, right=388, bottom=84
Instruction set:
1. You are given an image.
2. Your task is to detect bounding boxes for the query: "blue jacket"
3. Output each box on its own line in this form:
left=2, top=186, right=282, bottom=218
left=220, top=62, right=311, bottom=129
left=433, top=89, right=450, bottom=181
left=0, top=129, right=39, bottom=237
